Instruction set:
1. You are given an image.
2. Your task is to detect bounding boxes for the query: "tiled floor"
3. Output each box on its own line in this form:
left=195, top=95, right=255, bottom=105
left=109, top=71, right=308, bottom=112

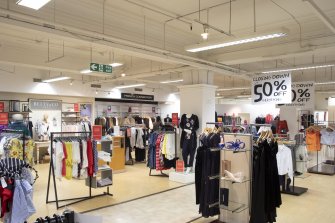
left=31, top=161, right=335, bottom=223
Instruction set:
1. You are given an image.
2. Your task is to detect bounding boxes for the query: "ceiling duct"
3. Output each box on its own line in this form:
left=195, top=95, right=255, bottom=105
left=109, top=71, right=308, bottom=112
left=134, top=88, right=143, bottom=92
left=91, top=84, right=101, bottom=88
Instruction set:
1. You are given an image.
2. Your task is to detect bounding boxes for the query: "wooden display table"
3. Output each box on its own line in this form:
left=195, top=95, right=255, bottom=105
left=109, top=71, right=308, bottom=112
left=110, top=136, right=126, bottom=173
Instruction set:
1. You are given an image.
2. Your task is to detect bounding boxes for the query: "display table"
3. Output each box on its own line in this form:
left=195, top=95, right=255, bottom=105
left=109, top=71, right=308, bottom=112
left=34, top=141, right=50, bottom=164
left=110, top=136, right=126, bottom=173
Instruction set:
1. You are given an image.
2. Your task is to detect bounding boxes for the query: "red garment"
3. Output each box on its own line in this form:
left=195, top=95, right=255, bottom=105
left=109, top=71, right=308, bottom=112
left=1, top=179, right=14, bottom=217
left=277, top=120, right=289, bottom=134
left=87, top=139, right=94, bottom=176
left=61, top=142, right=68, bottom=177
left=265, top=114, right=273, bottom=124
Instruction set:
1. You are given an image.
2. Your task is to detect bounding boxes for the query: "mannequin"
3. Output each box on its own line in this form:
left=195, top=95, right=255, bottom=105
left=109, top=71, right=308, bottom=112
left=164, top=114, right=172, bottom=123
left=8, top=114, right=30, bottom=137
left=180, top=113, right=199, bottom=173
left=36, top=114, right=50, bottom=141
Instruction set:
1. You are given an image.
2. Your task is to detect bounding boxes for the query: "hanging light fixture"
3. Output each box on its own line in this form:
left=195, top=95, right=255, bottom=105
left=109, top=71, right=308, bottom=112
left=201, top=25, right=209, bottom=40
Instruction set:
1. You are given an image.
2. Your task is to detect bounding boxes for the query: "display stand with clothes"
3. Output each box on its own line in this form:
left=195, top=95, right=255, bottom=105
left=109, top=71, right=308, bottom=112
left=46, top=131, right=113, bottom=209
left=147, top=128, right=177, bottom=177
left=308, top=125, right=335, bottom=175
left=277, top=139, right=308, bottom=196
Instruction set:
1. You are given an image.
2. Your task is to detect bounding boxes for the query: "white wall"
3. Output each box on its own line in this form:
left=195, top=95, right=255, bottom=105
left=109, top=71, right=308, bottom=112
left=216, top=103, right=280, bottom=124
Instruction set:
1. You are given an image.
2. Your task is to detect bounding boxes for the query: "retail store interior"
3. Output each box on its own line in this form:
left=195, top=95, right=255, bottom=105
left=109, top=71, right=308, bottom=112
left=0, top=0, right=335, bottom=222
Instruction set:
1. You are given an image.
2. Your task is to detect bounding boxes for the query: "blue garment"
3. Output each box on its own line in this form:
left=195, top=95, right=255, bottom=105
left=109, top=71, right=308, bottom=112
left=93, top=141, right=98, bottom=174
left=7, top=121, right=30, bottom=136
left=10, top=180, right=29, bottom=223
left=21, top=179, right=36, bottom=216
left=148, top=133, right=158, bottom=169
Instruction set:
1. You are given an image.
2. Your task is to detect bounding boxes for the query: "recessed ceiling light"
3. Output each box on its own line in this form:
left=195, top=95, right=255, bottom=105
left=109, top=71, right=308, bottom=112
left=80, top=69, right=92, bottom=74
left=160, top=79, right=183, bottom=84
left=186, top=32, right=287, bottom=52
left=315, top=81, right=335, bottom=85
left=16, top=0, right=51, bottom=10
left=42, top=76, right=70, bottom=83
left=110, top=62, right=123, bottom=67
left=114, top=84, right=146, bottom=89
left=121, top=73, right=126, bottom=77
left=261, top=64, right=335, bottom=74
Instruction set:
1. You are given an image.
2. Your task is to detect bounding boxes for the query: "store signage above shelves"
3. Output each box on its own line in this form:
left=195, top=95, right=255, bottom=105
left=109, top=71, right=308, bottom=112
left=121, top=93, right=154, bottom=101
left=252, top=72, right=292, bottom=104
left=277, top=81, right=315, bottom=108
left=90, top=63, right=113, bottom=73
left=29, top=99, right=62, bottom=110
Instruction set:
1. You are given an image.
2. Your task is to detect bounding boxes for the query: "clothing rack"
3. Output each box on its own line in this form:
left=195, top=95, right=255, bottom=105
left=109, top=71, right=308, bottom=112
left=33, top=211, right=75, bottom=223
left=149, top=129, right=177, bottom=177
left=46, top=131, right=113, bottom=209
left=308, top=146, right=335, bottom=176
left=279, top=142, right=308, bottom=196
left=1, top=129, right=26, bottom=161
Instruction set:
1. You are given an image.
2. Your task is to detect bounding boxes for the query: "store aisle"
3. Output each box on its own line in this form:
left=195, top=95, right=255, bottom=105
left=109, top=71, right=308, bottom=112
left=85, top=184, right=213, bottom=223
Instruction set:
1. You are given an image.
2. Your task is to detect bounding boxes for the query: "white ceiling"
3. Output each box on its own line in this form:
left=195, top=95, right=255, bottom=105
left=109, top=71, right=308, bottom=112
left=0, top=0, right=335, bottom=96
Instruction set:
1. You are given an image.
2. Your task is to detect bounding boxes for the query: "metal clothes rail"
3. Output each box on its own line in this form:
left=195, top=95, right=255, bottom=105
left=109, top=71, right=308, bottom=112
left=46, top=131, right=113, bottom=209
left=148, top=129, right=177, bottom=177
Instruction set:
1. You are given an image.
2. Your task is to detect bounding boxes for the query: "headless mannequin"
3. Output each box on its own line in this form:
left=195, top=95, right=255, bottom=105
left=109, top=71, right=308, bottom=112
left=181, top=113, right=199, bottom=173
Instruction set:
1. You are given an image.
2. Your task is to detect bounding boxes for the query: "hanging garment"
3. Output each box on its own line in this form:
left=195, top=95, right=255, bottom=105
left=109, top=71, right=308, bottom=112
left=276, top=144, right=293, bottom=179
left=250, top=140, right=281, bottom=223
left=306, top=129, right=321, bottom=151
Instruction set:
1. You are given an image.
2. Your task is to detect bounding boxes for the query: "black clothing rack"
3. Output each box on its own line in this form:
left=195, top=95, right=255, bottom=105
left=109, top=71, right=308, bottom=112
left=1, top=129, right=26, bottom=161
left=46, top=131, right=113, bottom=209
left=308, top=146, right=335, bottom=176
left=33, top=211, right=75, bottom=223
left=149, top=129, right=177, bottom=177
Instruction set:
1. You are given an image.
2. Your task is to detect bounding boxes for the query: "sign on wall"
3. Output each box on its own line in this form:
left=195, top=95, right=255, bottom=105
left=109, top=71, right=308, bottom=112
left=121, top=93, right=154, bottom=101
left=0, top=113, right=8, bottom=125
left=252, top=72, right=292, bottom=104
left=29, top=99, right=62, bottom=110
left=92, top=125, right=102, bottom=140
left=277, top=81, right=315, bottom=108
left=172, top=113, right=179, bottom=126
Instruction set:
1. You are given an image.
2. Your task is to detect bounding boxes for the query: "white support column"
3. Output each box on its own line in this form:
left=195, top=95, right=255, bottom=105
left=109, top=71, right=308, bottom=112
left=179, top=83, right=217, bottom=132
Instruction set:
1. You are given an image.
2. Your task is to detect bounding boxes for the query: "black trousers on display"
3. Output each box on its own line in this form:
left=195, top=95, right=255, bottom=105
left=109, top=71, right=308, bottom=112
left=182, top=136, right=196, bottom=167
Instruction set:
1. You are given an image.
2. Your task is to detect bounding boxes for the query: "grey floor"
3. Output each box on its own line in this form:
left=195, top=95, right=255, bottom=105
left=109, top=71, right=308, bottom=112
left=85, top=184, right=216, bottom=223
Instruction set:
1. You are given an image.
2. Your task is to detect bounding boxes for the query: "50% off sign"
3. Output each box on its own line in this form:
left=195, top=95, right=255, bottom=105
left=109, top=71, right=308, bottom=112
left=277, top=82, right=314, bottom=108
left=252, top=72, right=292, bottom=104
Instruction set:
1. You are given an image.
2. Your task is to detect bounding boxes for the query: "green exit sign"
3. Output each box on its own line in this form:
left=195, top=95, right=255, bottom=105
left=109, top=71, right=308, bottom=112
left=90, top=63, right=113, bottom=73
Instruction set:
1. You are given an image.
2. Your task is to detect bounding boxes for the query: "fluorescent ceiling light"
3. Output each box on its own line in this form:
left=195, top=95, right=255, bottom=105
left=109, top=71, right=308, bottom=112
left=215, top=96, right=225, bottom=99
left=114, top=84, right=146, bottom=89
left=160, top=79, right=184, bottom=84
left=262, top=64, right=335, bottom=74
left=109, top=62, right=123, bottom=67
left=42, top=76, right=70, bottom=83
left=217, top=87, right=250, bottom=91
left=16, top=0, right=51, bottom=10
left=80, top=69, right=92, bottom=74
left=315, top=81, right=335, bottom=85
left=186, top=32, right=286, bottom=52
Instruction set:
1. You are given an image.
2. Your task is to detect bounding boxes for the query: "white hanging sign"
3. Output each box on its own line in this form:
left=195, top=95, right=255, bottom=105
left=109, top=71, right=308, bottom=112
left=277, top=81, right=315, bottom=108
left=252, top=72, right=292, bottom=104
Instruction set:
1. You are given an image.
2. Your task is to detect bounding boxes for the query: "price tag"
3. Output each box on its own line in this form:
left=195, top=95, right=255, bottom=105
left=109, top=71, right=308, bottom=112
left=277, top=81, right=315, bottom=108
left=252, top=72, right=292, bottom=104
left=1, top=177, right=7, bottom=188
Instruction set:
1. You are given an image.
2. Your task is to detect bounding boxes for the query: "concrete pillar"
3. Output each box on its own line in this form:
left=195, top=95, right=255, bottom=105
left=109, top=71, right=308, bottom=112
left=179, top=69, right=217, bottom=131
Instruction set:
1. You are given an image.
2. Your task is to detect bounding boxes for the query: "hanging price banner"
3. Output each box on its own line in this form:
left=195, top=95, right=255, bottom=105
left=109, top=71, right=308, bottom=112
left=252, top=72, right=292, bottom=104
left=277, top=81, right=315, bottom=108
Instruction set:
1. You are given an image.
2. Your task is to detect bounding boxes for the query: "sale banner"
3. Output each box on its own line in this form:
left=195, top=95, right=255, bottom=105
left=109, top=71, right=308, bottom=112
left=0, top=102, right=4, bottom=112
left=92, top=125, right=102, bottom=140
left=172, top=113, right=178, bottom=126
left=0, top=113, right=8, bottom=125
left=252, top=72, right=292, bottom=104
left=176, top=160, right=184, bottom=172
left=277, top=81, right=315, bottom=108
